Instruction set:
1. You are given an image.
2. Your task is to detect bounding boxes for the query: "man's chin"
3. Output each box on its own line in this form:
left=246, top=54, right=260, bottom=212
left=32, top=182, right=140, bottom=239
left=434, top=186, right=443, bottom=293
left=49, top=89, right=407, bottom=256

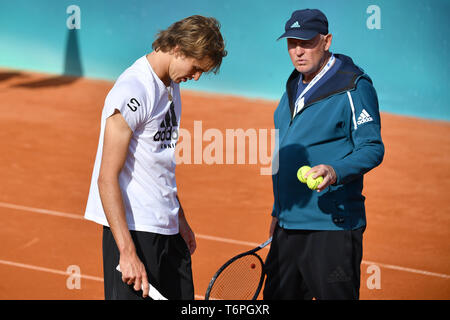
left=296, top=66, right=311, bottom=74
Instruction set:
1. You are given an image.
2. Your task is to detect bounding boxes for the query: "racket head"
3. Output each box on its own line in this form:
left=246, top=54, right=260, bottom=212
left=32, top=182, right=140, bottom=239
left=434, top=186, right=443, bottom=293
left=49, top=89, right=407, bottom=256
left=205, top=252, right=265, bottom=300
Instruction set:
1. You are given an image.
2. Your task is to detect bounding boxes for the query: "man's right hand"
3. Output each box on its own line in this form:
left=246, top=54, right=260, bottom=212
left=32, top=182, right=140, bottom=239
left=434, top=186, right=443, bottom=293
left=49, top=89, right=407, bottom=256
left=118, top=253, right=150, bottom=298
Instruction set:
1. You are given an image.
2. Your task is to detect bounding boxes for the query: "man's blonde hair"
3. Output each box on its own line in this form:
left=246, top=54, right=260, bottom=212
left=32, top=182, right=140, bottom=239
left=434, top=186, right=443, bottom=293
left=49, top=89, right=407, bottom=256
left=152, top=15, right=227, bottom=74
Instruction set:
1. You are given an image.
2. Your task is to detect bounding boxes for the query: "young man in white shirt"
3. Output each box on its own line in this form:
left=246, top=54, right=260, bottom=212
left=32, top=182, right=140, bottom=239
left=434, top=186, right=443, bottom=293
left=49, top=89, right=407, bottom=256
left=85, top=15, right=227, bottom=300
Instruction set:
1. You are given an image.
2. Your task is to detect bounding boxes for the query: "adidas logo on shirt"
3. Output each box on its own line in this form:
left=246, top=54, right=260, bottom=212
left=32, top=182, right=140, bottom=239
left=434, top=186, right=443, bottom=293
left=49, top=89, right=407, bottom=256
left=153, top=102, right=179, bottom=148
left=357, top=109, right=373, bottom=125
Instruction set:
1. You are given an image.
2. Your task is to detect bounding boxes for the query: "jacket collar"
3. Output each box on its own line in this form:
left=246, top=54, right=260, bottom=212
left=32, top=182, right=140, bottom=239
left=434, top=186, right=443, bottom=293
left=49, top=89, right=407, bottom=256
left=286, top=53, right=370, bottom=114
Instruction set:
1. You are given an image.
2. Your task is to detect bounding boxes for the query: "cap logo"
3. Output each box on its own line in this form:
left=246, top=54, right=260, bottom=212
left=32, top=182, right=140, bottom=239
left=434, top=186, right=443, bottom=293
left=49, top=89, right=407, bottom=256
left=290, top=21, right=301, bottom=28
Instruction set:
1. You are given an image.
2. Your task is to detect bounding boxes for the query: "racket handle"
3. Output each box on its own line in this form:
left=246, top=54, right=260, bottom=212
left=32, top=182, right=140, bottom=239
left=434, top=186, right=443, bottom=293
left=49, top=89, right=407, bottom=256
left=115, top=265, right=168, bottom=300
left=259, top=236, right=273, bottom=249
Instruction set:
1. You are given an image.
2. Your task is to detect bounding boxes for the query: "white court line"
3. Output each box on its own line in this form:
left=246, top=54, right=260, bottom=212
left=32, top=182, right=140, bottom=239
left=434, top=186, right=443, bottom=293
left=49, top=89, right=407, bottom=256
left=0, top=202, right=83, bottom=220
left=195, top=234, right=263, bottom=248
left=362, top=260, right=450, bottom=279
left=0, top=259, right=103, bottom=282
left=1, top=201, right=449, bottom=280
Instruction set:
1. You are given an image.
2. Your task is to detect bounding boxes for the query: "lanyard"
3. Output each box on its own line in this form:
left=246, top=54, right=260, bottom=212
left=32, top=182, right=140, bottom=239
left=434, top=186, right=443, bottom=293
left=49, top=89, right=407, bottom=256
left=293, top=54, right=336, bottom=118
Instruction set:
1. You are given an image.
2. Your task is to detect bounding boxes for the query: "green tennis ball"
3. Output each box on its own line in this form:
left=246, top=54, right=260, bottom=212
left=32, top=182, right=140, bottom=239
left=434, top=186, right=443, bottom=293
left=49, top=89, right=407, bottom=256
left=307, top=175, right=324, bottom=190
left=297, top=166, right=311, bottom=183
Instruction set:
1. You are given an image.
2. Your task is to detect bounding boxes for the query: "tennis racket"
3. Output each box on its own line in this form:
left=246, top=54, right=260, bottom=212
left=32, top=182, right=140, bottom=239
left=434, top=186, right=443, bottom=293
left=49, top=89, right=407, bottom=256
left=116, top=264, right=167, bottom=300
left=204, top=237, right=272, bottom=300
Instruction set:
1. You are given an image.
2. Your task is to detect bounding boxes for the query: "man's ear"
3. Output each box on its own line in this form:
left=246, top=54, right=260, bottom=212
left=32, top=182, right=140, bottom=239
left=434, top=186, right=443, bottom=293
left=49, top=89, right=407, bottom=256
left=324, top=34, right=333, bottom=51
left=171, top=45, right=182, bottom=57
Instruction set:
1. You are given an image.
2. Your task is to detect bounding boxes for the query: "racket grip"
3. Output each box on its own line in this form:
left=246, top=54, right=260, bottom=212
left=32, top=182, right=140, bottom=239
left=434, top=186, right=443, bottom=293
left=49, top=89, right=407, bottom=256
left=115, top=264, right=168, bottom=300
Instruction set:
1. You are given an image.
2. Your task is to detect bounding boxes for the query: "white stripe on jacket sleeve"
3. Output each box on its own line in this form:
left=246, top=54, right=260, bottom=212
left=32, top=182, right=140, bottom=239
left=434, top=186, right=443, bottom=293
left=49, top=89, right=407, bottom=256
left=347, top=91, right=358, bottom=130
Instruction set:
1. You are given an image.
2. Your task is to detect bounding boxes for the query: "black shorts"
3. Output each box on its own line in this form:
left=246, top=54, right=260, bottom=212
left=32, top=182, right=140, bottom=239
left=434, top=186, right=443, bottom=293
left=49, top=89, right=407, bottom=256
left=263, top=225, right=365, bottom=300
left=102, top=226, right=194, bottom=300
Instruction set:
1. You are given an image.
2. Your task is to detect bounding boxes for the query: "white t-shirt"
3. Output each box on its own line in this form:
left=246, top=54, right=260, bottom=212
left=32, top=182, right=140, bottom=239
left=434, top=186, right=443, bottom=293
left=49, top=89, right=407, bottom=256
left=84, top=56, right=181, bottom=235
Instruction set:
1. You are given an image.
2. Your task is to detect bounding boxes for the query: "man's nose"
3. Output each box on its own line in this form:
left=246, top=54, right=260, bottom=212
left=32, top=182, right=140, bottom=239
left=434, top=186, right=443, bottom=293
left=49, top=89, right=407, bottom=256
left=295, top=45, right=305, bottom=56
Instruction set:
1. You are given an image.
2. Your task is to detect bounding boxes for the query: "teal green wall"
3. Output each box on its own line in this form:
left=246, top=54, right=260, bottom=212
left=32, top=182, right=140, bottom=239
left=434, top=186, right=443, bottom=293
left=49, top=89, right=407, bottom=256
left=1, top=0, right=449, bottom=121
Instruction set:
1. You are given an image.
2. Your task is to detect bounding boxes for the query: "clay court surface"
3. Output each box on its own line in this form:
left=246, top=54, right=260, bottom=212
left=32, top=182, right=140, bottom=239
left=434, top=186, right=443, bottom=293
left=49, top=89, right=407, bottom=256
left=0, top=69, right=449, bottom=300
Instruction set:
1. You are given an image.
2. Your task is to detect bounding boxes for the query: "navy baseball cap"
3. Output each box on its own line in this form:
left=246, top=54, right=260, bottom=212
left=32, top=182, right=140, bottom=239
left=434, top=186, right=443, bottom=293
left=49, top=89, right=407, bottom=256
left=278, top=9, right=329, bottom=40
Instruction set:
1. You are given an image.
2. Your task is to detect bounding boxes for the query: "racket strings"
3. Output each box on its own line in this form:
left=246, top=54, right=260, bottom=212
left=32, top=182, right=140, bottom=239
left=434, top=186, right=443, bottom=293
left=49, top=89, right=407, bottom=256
left=208, top=254, right=263, bottom=300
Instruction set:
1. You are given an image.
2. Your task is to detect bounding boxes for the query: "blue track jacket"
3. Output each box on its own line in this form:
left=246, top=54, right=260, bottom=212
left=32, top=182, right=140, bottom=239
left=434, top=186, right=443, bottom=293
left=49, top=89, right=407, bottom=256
left=272, top=53, right=384, bottom=230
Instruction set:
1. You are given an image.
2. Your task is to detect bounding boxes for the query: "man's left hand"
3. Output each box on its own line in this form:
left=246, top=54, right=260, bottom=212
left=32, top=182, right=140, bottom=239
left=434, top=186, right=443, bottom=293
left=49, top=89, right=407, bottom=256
left=304, top=164, right=337, bottom=192
left=179, top=215, right=197, bottom=255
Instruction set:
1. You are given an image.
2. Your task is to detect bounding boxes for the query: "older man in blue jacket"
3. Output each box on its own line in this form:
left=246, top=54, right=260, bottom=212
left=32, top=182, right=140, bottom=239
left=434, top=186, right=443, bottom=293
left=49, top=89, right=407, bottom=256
left=264, top=9, right=384, bottom=300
